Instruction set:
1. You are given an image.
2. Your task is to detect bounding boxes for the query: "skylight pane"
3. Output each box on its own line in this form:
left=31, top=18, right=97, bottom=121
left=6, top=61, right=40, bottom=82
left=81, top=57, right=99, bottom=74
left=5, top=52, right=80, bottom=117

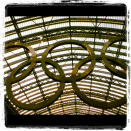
left=5, top=34, right=18, bottom=41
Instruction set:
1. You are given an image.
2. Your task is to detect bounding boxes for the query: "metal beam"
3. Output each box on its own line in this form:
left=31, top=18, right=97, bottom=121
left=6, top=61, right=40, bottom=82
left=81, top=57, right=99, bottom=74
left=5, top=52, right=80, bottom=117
left=5, top=17, right=125, bottom=28
left=10, top=16, right=23, bottom=42
left=5, top=31, right=124, bottom=45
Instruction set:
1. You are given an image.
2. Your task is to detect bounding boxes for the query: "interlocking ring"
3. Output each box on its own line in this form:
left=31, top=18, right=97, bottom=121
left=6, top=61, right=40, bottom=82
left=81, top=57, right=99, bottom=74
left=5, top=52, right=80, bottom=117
left=41, top=40, right=96, bottom=83
left=5, top=38, right=127, bottom=110
left=101, top=37, right=127, bottom=79
left=5, top=42, right=37, bottom=83
left=5, top=58, right=65, bottom=110
left=72, top=55, right=127, bottom=109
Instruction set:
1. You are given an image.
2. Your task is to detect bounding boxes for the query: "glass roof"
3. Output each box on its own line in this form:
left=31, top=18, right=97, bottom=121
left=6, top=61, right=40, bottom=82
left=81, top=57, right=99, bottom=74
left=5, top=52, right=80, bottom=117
left=4, top=16, right=127, bottom=115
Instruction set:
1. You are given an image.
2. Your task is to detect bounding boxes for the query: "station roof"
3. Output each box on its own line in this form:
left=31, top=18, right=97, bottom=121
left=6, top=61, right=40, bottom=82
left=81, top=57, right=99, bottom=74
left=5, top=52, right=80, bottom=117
left=4, top=16, right=127, bottom=115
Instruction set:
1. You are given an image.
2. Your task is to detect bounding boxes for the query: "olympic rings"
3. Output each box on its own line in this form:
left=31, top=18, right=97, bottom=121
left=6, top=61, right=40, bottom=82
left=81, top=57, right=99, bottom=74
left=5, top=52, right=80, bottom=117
left=5, top=58, right=65, bottom=110
left=5, top=38, right=127, bottom=110
left=41, top=40, right=96, bottom=83
left=5, top=42, right=37, bottom=84
left=72, top=55, right=127, bottom=109
left=101, top=37, right=126, bottom=79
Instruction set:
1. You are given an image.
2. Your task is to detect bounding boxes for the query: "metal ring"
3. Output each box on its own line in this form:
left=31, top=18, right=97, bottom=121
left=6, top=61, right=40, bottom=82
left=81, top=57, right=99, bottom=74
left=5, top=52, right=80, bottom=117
left=5, top=58, right=65, bottom=110
left=42, top=40, right=96, bottom=83
left=6, top=42, right=37, bottom=84
left=101, top=37, right=127, bottom=79
left=72, top=55, right=127, bottom=109
left=72, top=81, right=126, bottom=109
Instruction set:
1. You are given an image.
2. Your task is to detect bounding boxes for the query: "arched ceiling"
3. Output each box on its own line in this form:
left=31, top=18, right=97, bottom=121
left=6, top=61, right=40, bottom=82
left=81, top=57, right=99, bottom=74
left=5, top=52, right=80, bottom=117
left=4, top=16, right=127, bottom=115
